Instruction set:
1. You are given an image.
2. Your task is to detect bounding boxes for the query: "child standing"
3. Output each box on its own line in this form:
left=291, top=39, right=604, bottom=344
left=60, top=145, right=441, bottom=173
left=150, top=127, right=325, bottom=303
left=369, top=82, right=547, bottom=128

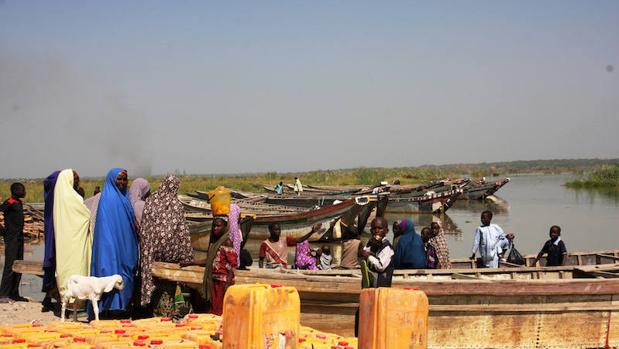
left=0, top=183, right=27, bottom=302
left=533, top=225, right=567, bottom=267
left=318, top=245, right=333, bottom=270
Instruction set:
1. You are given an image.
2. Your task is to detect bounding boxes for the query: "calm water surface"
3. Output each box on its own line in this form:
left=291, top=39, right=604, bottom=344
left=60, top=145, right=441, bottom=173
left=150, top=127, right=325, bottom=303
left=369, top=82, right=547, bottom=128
left=5, top=174, right=619, bottom=300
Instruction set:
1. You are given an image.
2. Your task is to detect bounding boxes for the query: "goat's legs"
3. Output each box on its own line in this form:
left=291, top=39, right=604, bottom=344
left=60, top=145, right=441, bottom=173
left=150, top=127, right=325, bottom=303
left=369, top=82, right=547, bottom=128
left=90, top=298, right=100, bottom=322
left=60, top=300, right=66, bottom=322
left=73, top=300, right=79, bottom=322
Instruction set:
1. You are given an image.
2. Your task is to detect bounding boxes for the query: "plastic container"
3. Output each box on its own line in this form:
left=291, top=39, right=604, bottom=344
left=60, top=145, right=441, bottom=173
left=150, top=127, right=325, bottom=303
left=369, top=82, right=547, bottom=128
left=207, top=187, right=230, bottom=216
left=358, top=287, right=428, bottom=349
left=222, top=284, right=300, bottom=348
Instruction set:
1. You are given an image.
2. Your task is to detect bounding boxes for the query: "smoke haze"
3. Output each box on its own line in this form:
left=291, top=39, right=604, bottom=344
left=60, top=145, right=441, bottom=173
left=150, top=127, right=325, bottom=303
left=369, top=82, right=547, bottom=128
left=1, top=1, right=618, bottom=178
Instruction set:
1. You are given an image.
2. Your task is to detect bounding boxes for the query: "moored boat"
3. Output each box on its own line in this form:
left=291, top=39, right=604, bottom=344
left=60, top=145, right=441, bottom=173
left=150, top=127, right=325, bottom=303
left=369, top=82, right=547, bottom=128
left=461, top=177, right=510, bottom=200
left=150, top=254, right=619, bottom=348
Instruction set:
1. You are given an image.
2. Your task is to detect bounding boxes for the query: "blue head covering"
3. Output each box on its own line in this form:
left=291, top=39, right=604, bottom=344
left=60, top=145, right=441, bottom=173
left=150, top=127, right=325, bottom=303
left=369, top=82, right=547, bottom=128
left=91, top=168, right=138, bottom=312
left=394, top=218, right=426, bottom=269
left=42, top=170, right=61, bottom=292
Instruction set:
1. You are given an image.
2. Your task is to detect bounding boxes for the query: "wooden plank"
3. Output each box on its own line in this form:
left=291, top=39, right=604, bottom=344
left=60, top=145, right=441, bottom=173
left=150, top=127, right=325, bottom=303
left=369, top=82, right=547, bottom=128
left=596, top=253, right=619, bottom=261
left=12, top=260, right=44, bottom=276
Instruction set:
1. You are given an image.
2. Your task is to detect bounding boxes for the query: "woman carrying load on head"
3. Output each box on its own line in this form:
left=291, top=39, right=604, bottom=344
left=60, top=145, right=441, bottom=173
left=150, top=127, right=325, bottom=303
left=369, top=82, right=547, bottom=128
left=128, top=178, right=150, bottom=227
left=138, top=175, right=193, bottom=307
left=53, top=169, right=93, bottom=303
left=90, top=168, right=138, bottom=315
left=181, top=216, right=237, bottom=316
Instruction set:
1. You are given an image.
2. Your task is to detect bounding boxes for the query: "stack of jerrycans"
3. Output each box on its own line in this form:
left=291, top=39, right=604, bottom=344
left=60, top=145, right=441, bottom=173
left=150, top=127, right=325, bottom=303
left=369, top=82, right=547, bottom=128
left=222, top=284, right=300, bottom=348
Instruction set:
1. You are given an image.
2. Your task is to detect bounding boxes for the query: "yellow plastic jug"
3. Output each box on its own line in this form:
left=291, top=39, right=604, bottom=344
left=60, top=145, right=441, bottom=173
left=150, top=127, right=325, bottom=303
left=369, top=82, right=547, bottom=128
left=222, top=284, right=300, bottom=348
left=358, top=287, right=428, bottom=349
left=207, top=187, right=230, bottom=216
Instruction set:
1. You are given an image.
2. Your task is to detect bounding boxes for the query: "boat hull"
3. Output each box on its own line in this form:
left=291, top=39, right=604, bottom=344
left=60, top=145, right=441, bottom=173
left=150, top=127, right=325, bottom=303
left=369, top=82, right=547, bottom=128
left=151, top=262, right=619, bottom=348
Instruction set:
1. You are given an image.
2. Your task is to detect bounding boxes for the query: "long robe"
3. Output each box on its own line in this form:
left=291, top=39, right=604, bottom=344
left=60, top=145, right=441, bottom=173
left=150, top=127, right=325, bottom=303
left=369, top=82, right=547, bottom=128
left=91, top=168, right=138, bottom=312
left=42, top=170, right=60, bottom=292
left=53, top=169, right=93, bottom=298
left=138, top=176, right=192, bottom=306
left=128, top=178, right=150, bottom=225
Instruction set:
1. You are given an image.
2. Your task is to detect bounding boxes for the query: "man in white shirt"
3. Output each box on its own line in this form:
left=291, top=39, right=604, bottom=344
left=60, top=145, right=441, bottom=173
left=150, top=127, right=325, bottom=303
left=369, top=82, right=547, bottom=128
left=470, top=210, right=507, bottom=268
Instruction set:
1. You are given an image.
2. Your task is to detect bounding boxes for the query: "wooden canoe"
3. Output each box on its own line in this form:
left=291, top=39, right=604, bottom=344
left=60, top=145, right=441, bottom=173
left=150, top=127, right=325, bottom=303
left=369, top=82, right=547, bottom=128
left=187, top=197, right=372, bottom=250
left=150, top=262, right=619, bottom=348
left=461, top=178, right=511, bottom=200
left=16, top=249, right=619, bottom=279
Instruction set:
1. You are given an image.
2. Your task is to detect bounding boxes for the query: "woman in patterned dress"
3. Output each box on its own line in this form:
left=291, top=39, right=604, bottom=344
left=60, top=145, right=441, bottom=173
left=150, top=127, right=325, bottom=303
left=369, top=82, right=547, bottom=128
left=138, top=175, right=193, bottom=307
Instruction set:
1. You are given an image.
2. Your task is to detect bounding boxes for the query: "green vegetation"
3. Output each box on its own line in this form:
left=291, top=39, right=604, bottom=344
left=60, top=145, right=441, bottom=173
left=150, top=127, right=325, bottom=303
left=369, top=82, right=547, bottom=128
left=2, top=158, right=617, bottom=203
left=565, top=164, right=619, bottom=189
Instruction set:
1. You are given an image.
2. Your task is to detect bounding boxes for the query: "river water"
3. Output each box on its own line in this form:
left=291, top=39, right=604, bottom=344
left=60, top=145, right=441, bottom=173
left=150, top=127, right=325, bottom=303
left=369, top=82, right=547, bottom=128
left=4, top=173, right=619, bottom=300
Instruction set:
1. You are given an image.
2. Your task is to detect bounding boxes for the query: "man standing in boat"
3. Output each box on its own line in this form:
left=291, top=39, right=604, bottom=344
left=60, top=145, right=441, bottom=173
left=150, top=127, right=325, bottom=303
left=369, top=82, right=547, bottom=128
left=470, top=210, right=507, bottom=268
left=293, top=177, right=303, bottom=196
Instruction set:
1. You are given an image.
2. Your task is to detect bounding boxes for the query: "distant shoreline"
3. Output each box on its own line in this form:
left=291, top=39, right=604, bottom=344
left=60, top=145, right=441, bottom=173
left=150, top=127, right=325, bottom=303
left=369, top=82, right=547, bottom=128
left=2, top=158, right=617, bottom=202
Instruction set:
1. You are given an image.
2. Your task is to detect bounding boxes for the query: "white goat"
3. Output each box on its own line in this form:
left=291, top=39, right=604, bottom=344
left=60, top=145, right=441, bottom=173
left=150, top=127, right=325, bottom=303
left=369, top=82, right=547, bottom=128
left=61, top=274, right=124, bottom=322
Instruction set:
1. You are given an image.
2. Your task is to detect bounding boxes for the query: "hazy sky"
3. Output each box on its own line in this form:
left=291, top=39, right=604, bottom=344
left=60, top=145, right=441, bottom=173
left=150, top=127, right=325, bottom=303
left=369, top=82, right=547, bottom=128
left=1, top=1, right=618, bottom=178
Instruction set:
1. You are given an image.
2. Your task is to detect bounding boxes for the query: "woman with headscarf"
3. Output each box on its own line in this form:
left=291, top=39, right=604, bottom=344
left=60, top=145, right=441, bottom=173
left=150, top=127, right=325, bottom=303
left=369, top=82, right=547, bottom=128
left=181, top=216, right=237, bottom=316
left=91, top=168, right=138, bottom=314
left=138, top=176, right=192, bottom=307
left=393, top=219, right=426, bottom=269
left=84, top=192, right=101, bottom=229
left=41, top=170, right=60, bottom=311
left=53, top=169, right=93, bottom=301
left=129, top=178, right=150, bottom=226
left=430, top=221, right=452, bottom=269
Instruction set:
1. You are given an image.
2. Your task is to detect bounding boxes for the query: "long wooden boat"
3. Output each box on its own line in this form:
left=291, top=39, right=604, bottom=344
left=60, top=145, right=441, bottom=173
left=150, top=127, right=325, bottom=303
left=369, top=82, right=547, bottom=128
left=151, top=259, right=619, bottom=348
left=460, top=177, right=510, bottom=200
left=383, top=189, right=462, bottom=214
left=186, top=197, right=379, bottom=250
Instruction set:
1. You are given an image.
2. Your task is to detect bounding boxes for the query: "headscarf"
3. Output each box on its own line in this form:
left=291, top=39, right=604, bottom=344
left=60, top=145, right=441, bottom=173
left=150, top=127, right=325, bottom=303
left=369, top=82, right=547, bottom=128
left=294, top=240, right=318, bottom=270
left=53, top=169, right=93, bottom=298
left=203, top=218, right=230, bottom=302
left=139, top=175, right=192, bottom=306
left=129, top=178, right=150, bottom=224
left=42, top=170, right=60, bottom=293
left=429, top=221, right=452, bottom=269
left=228, top=204, right=242, bottom=267
left=393, top=219, right=426, bottom=269
left=91, top=168, right=138, bottom=313
left=84, top=193, right=101, bottom=229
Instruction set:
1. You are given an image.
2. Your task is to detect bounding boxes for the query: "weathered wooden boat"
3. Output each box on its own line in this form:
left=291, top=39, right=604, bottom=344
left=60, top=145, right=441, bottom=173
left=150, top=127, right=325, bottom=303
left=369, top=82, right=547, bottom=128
left=460, top=177, right=510, bottom=200
left=243, top=188, right=461, bottom=214
left=382, top=188, right=463, bottom=214
left=150, top=255, right=619, bottom=348
left=179, top=195, right=306, bottom=215
left=186, top=197, right=382, bottom=249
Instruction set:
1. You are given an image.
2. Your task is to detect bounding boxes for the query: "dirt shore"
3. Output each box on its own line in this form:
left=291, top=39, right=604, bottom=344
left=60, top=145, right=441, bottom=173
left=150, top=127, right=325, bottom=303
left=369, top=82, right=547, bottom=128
left=0, top=300, right=58, bottom=325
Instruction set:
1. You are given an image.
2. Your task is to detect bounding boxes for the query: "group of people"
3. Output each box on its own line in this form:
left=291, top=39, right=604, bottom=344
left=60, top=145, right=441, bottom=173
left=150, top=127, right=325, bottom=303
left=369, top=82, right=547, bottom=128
left=273, top=177, right=304, bottom=196
left=0, top=169, right=248, bottom=318
left=1, top=173, right=568, bottom=320
left=470, top=210, right=567, bottom=268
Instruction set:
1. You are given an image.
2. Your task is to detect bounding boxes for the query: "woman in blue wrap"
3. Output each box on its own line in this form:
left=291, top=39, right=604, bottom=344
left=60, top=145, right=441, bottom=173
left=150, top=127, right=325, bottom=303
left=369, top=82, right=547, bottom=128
left=91, top=168, right=138, bottom=314
left=41, top=170, right=60, bottom=311
left=393, top=219, right=426, bottom=269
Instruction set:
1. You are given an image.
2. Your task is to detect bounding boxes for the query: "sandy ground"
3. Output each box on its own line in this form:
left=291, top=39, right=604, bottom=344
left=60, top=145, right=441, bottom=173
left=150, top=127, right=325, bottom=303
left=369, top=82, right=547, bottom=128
left=0, top=300, right=59, bottom=325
